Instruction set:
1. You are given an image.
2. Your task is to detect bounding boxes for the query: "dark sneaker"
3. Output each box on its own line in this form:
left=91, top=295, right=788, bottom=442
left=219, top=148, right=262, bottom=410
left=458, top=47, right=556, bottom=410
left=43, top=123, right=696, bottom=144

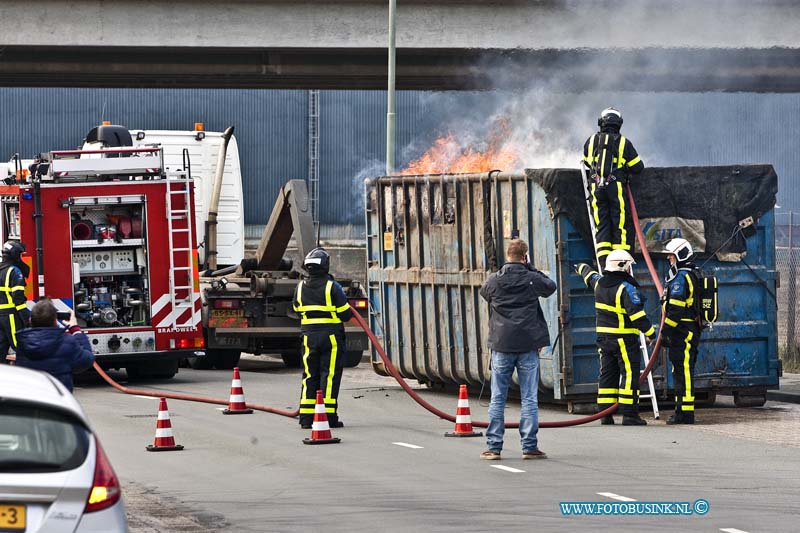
left=480, top=450, right=501, bottom=460
left=622, top=415, right=647, bottom=426
left=522, top=449, right=548, bottom=460
left=601, top=415, right=615, bottom=425
left=300, top=423, right=312, bottom=430
left=329, top=420, right=344, bottom=428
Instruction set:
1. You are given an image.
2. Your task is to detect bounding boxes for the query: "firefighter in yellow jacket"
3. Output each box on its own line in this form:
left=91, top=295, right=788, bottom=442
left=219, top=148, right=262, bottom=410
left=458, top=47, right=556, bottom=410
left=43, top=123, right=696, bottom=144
left=582, top=107, right=645, bottom=260
left=576, top=250, right=655, bottom=426
left=0, top=241, right=31, bottom=363
left=662, top=238, right=702, bottom=424
left=293, top=247, right=352, bottom=429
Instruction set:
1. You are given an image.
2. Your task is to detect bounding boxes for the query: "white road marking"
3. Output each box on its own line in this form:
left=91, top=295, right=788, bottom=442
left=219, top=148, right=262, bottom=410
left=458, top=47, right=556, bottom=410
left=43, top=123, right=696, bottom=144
left=490, top=465, right=525, bottom=473
left=720, top=529, right=750, bottom=533
left=135, top=395, right=158, bottom=400
left=392, top=442, right=424, bottom=449
left=597, top=492, right=637, bottom=502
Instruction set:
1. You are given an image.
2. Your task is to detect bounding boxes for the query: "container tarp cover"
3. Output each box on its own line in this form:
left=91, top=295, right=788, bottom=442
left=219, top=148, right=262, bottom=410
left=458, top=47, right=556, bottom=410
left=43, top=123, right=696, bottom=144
left=526, top=165, right=778, bottom=257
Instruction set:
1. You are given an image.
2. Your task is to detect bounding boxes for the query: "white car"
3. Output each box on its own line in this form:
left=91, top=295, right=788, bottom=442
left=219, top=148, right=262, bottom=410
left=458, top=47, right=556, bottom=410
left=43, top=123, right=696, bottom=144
left=0, top=365, right=128, bottom=532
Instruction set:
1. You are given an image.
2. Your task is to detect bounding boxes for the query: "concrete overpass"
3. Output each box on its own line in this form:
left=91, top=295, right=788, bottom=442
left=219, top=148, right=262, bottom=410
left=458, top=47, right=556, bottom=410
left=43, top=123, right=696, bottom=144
left=1, top=0, right=800, bottom=91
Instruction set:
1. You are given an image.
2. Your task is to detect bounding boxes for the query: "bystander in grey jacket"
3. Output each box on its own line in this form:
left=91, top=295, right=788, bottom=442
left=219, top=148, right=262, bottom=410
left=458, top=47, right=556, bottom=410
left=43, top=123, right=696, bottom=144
left=480, top=262, right=557, bottom=352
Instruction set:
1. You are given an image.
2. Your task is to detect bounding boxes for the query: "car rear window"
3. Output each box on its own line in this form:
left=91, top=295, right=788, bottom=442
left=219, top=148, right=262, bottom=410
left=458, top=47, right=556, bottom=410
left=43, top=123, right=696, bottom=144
left=0, top=402, right=90, bottom=473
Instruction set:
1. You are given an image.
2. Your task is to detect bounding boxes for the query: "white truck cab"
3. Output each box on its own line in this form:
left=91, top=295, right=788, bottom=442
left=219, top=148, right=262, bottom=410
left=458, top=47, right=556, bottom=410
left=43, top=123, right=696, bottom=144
left=82, top=126, right=245, bottom=267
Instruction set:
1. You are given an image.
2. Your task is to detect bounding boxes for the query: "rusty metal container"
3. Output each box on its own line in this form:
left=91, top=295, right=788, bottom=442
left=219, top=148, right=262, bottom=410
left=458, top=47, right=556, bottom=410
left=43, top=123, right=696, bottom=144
left=364, top=170, right=779, bottom=406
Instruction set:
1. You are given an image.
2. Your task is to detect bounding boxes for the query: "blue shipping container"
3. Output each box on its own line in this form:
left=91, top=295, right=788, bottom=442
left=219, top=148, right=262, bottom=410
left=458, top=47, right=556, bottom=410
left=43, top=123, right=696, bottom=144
left=365, top=170, right=779, bottom=406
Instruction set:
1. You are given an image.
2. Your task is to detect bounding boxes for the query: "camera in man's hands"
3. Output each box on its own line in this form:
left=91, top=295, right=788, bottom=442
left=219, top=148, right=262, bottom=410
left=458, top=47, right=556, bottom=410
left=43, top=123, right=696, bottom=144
left=56, top=311, right=71, bottom=321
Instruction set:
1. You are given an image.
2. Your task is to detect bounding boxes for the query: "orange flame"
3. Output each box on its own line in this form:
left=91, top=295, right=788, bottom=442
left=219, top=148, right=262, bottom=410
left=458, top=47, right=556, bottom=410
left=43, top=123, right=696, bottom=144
left=400, top=118, right=521, bottom=175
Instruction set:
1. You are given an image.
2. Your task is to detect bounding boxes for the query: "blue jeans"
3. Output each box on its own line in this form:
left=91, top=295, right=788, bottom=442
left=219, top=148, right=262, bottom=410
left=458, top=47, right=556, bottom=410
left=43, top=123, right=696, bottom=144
left=486, top=350, right=540, bottom=453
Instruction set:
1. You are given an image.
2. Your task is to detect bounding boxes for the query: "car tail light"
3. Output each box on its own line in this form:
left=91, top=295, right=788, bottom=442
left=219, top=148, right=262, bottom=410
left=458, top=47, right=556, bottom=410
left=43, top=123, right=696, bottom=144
left=85, top=438, right=121, bottom=513
left=213, top=299, right=238, bottom=309
left=194, top=337, right=205, bottom=348
left=349, top=298, right=368, bottom=310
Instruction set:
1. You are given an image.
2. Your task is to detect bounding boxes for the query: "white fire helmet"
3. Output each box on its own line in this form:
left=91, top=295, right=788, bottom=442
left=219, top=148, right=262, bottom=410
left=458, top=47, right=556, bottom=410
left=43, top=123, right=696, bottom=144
left=663, top=238, right=694, bottom=263
left=605, top=249, right=635, bottom=273
left=598, top=107, right=623, bottom=128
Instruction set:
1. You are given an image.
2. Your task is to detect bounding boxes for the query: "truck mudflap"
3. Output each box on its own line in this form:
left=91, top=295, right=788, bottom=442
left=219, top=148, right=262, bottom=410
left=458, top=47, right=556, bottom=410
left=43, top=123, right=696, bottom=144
left=345, top=326, right=369, bottom=352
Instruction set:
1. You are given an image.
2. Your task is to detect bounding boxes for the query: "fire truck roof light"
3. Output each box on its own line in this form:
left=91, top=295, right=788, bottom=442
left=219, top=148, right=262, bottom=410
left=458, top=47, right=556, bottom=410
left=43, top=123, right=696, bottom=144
left=102, top=121, right=111, bottom=126
left=194, top=122, right=204, bottom=131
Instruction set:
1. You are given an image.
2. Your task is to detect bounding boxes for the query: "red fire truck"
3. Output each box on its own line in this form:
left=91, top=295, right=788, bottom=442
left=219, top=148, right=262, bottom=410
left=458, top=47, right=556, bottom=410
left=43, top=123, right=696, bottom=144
left=1, top=127, right=204, bottom=379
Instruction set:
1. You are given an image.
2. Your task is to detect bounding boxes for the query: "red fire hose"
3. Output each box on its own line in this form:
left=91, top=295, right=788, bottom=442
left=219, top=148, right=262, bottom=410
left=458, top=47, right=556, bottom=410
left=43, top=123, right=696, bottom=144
left=92, top=363, right=299, bottom=418
left=92, top=185, right=664, bottom=429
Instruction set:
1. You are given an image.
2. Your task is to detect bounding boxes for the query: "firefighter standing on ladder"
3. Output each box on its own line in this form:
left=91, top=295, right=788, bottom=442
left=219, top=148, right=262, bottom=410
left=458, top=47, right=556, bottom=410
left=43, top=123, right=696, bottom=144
left=576, top=250, right=655, bottom=426
left=0, top=240, right=31, bottom=363
left=582, top=108, right=644, bottom=260
left=293, top=247, right=352, bottom=429
left=662, top=238, right=702, bottom=424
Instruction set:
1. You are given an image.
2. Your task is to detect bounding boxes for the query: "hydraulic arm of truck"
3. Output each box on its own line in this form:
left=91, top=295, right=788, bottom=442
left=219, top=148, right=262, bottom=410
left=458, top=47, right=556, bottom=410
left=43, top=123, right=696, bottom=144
left=238, top=179, right=316, bottom=273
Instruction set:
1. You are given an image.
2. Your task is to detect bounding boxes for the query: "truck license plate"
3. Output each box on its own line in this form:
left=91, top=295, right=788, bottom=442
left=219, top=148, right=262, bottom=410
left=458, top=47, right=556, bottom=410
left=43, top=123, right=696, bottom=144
left=213, top=309, right=244, bottom=318
left=0, top=504, right=25, bottom=530
left=217, top=337, right=243, bottom=346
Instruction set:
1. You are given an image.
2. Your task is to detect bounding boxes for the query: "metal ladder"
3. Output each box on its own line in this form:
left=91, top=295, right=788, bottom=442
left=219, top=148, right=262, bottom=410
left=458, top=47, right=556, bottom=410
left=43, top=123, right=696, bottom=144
left=308, top=89, right=320, bottom=231
left=579, top=163, right=660, bottom=419
left=165, top=154, right=198, bottom=329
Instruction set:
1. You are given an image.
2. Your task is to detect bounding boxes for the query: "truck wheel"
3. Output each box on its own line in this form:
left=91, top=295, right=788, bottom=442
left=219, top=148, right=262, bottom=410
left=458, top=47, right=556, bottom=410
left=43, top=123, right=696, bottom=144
left=186, top=355, right=213, bottom=370
left=344, top=350, right=364, bottom=368
left=150, top=360, right=179, bottom=379
left=281, top=352, right=303, bottom=368
left=125, top=360, right=178, bottom=380
left=208, top=350, right=241, bottom=370
left=733, top=391, right=767, bottom=408
left=125, top=364, right=145, bottom=381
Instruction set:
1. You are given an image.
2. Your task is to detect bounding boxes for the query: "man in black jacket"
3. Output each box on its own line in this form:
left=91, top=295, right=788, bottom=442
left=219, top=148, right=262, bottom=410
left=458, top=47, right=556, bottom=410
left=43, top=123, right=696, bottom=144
left=293, top=247, right=353, bottom=429
left=577, top=249, right=655, bottom=426
left=478, top=239, right=557, bottom=461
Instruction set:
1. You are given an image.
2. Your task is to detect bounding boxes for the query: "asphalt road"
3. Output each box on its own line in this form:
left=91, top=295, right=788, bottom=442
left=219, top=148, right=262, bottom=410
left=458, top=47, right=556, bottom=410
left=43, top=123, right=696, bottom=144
left=73, top=357, right=800, bottom=533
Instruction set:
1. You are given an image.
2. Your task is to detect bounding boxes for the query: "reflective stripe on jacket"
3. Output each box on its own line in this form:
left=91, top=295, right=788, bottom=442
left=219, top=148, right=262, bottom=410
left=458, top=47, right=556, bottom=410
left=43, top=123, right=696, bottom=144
left=578, top=264, right=654, bottom=338
left=0, top=264, right=29, bottom=321
left=293, top=275, right=353, bottom=332
left=663, top=268, right=699, bottom=328
left=583, top=132, right=644, bottom=180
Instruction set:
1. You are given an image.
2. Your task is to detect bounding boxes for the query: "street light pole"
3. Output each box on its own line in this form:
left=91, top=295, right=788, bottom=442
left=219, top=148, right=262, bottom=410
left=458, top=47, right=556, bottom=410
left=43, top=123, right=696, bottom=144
left=386, top=0, right=396, bottom=175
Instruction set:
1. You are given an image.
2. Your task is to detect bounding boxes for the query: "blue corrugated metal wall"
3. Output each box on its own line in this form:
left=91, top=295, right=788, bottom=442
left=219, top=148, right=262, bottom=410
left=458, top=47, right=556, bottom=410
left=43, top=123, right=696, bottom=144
left=0, top=88, right=797, bottom=238
left=0, top=88, right=308, bottom=229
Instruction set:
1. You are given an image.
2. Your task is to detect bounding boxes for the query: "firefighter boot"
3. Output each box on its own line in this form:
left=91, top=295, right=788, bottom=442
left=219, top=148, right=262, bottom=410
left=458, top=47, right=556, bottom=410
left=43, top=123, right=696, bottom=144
left=621, top=415, right=647, bottom=426
left=601, top=415, right=615, bottom=425
left=666, top=412, right=695, bottom=425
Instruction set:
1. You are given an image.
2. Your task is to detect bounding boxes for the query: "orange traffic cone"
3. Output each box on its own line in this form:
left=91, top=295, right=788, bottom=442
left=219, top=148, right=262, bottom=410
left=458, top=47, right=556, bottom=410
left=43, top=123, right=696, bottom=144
left=146, top=397, right=185, bottom=451
left=222, top=367, right=253, bottom=415
left=445, top=384, right=483, bottom=437
left=302, top=390, right=341, bottom=445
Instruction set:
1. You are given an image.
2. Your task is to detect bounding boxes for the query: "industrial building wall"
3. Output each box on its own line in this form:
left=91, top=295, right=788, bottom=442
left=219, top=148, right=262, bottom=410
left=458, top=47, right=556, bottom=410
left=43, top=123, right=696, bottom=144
left=0, top=88, right=798, bottom=242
